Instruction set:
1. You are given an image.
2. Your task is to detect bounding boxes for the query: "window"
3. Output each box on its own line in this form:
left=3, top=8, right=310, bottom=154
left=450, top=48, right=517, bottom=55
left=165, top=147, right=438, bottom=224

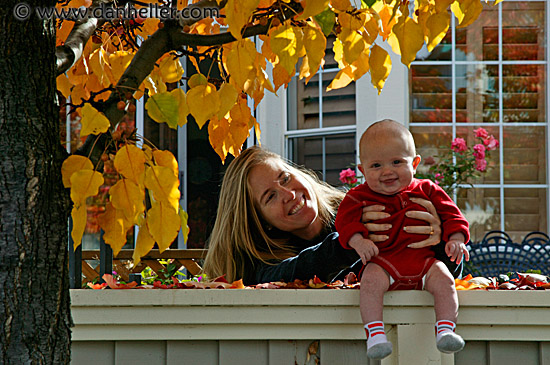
left=286, top=36, right=357, bottom=185
left=410, top=1, right=548, bottom=242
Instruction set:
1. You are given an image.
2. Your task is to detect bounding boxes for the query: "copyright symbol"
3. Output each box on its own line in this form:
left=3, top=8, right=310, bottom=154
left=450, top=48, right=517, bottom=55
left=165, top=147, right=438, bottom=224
left=14, top=3, right=31, bottom=21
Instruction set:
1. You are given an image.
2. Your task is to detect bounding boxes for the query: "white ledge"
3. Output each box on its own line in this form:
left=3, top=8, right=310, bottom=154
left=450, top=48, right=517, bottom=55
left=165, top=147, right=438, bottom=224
left=70, top=289, right=550, bottom=342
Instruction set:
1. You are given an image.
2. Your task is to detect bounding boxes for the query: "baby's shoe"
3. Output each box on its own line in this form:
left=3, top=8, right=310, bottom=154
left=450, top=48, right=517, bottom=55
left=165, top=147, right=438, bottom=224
left=367, top=341, right=393, bottom=360
left=436, top=331, right=465, bottom=354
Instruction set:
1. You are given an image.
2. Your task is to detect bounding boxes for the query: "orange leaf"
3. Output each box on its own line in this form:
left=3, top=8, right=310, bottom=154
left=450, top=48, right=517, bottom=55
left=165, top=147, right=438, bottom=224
left=102, top=274, right=138, bottom=289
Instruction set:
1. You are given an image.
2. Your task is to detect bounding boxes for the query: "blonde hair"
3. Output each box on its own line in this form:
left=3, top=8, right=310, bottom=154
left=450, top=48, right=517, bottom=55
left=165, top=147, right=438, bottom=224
left=203, top=146, right=345, bottom=282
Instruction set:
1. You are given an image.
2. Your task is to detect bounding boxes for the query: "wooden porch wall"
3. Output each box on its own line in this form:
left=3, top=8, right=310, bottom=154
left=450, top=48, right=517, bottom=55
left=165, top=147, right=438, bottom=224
left=72, top=339, right=550, bottom=365
left=70, top=290, right=550, bottom=365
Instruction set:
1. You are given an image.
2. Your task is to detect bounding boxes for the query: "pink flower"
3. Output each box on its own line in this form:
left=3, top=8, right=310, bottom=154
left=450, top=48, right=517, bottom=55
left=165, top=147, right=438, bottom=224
left=474, top=128, right=489, bottom=139
left=473, top=144, right=486, bottom=160
left=434, top=173, right=443, bottom=184
left=451, top=138, right=467, bottom=153
left=483, top=135, right=499, bottom=151
left=339, top=168, right=357, bottom=185
left=475, top=158, right=487, bottom=172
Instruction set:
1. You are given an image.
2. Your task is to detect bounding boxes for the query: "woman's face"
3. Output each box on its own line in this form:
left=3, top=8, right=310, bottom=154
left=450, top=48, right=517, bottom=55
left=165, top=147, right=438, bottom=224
left=248, top=159, right=322, bottom=240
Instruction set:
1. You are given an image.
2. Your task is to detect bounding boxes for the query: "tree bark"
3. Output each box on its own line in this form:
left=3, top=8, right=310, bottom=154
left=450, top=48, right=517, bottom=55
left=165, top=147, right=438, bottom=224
left=0, top=1, right=72, bottom=364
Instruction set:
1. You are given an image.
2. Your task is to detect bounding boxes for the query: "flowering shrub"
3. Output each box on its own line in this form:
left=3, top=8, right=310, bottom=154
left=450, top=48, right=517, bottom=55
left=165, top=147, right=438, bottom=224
left=416, top=128, right=499, bottom=195
left=339, top=168, right=362, bottom=188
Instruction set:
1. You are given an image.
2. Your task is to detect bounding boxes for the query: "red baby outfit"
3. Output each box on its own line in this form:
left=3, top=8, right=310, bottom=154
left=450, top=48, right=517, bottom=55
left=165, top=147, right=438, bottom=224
left=335, top=179, right=469, bottom=290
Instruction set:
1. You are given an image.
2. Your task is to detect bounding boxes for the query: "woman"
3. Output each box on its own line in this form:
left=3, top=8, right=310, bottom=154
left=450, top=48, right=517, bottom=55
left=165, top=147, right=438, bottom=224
left=203, top=146, right=455, bottom=285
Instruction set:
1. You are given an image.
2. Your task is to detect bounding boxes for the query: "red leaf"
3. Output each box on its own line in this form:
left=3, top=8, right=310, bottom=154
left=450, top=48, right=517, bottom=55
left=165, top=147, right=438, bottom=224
left=87, top=282, right=107, bottom=289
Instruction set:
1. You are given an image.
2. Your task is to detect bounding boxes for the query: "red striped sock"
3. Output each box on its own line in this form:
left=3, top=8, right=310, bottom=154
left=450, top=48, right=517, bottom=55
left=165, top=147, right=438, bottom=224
left=365, top=321, right=387, bottom=348
left=436, top=320, right=456, bottom=340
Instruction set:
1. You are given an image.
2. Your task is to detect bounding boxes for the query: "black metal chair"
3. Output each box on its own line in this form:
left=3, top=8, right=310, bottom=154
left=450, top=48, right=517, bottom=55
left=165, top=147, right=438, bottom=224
left=464, top=231, right=550, bottom=277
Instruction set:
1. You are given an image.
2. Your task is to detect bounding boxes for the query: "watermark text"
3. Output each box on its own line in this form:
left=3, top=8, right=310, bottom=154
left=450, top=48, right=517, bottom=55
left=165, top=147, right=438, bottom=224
left=13, top=3, right=220, bottom=22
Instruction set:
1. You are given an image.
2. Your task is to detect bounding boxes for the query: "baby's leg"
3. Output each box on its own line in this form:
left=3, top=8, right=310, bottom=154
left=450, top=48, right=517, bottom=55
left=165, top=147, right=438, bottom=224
left=360, top=263, right=392, bottom=360
left=424, top=261, right=458, bottom=322
left=424, top=260, right=465, bottom=354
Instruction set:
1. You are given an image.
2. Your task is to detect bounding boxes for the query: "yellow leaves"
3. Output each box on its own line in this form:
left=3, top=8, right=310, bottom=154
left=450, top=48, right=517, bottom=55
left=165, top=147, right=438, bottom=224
left=300, top=25, right=326, bottom=83
left=158, top=54, right=184, bottom=83
left=451, top=0, right=484, bottom=28
left=225, top=0, right=260, bottom=40
left=369, top=44, right=392, bottom=94
left=208, top=98, right=257, bottom=163
left=114, top=145, right=146, bottom=185
left=187, top=82, right=220, bottom=129
left=68, top=168, right=104, bottom=249
left=147, top=202, right=181, bottom=252
left=392, top=10, right=425, bottom=68
left=56, top=74, right=73, bottom=99
left=145, top=166, right=181, bottom=211
left=145, top=88, right=188, bottom=129
left=296, top=0, right=329, bottom=21
left=70, top=170, right=104, bottom=206
left=339, top=28, right=365, bottom=65
left=98, top=202, right=133, bottom=256
left=224, top=39, right=258, bottom=93
left=153, top=150, right=179, bottom=177
left=217, top=82, right=239, bottom=119
left=133, top=224, right=156, bottom=266
left=425, top=11, right=450, bottom=52
left=109, top=51, right=134, bottom=83
left=269, top=24, right=304, bottom=76
left=71, top=205, right=87, bottom=250
left=109, top=179, right=145, bottom=223
left=61, top=155, right=93, bottom=188
left=79, top=103, right=110, bottom=137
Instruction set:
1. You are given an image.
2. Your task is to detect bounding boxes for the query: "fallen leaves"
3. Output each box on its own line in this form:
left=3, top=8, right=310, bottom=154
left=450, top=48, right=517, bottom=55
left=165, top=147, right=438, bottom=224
left=90, top=272, right=550, bottom=291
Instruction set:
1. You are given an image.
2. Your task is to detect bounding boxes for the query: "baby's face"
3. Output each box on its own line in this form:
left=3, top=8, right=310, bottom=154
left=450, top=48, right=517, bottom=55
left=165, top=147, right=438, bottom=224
left=359, top=134, right=420, bottom=196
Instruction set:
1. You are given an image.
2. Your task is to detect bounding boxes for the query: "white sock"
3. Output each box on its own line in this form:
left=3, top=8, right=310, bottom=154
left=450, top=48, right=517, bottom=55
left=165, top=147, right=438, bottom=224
left=365, top=321, right=393, bottom=359
left=435, top=320, right=465, bottom=354
left=365, top=321, right=388, bottom=348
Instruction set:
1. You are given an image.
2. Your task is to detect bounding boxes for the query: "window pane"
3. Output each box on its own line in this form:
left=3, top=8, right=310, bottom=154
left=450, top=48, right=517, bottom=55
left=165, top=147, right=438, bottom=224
left=458, top=3, right=498, bottom=61
left=502, top=2, right=546, bottom=61
left=504, top=188, right=547, bottom=241
left=410, top=65, right=452, bottom=123
left=411, top=126, right=452, bottom=177
left=321, top=71, right=356, bottom=127
left=502, top=65, right=546, bottom=123
left=457, top=188, right=500, bottom=242
left=503, top=126, right=546, bottom=184
left=288, top=133, right=355, bottom=185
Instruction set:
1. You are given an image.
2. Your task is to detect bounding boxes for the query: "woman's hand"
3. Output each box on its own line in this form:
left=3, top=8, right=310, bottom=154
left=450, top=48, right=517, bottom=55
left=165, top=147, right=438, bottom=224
left=361, top=204, right=391, bottom=243
left=405, top=197, right=442, bottom=248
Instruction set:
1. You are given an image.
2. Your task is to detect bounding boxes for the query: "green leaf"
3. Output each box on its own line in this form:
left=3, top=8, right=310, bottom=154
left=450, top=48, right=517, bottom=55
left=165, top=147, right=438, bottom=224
left=314, top=8, right=336, bottom=37
left=145, top=92, right=179, bottom=129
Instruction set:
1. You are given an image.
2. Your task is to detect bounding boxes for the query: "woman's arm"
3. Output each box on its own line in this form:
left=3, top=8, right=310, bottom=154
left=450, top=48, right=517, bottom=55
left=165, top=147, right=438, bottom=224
left=252, top=232, right=359, bottom=285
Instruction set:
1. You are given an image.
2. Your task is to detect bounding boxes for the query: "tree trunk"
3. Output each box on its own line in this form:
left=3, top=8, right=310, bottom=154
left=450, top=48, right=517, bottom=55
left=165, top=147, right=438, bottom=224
left=0, top=2, right=72, bottom=364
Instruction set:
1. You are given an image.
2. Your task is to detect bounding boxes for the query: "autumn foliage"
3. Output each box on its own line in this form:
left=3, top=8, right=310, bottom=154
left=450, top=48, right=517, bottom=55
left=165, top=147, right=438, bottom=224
left=57, top=0, right=498, bottom=262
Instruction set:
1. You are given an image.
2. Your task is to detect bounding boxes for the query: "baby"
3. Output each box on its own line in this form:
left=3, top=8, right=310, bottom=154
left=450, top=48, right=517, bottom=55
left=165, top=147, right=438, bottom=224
left=335, top=119, right=470, bottom=360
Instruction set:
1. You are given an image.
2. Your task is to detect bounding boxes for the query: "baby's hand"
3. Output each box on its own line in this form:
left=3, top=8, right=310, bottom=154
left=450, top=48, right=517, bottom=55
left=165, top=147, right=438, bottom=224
left=445, top=239, right=470, bottom=264
left=348, top=233, right=379, bottom=264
